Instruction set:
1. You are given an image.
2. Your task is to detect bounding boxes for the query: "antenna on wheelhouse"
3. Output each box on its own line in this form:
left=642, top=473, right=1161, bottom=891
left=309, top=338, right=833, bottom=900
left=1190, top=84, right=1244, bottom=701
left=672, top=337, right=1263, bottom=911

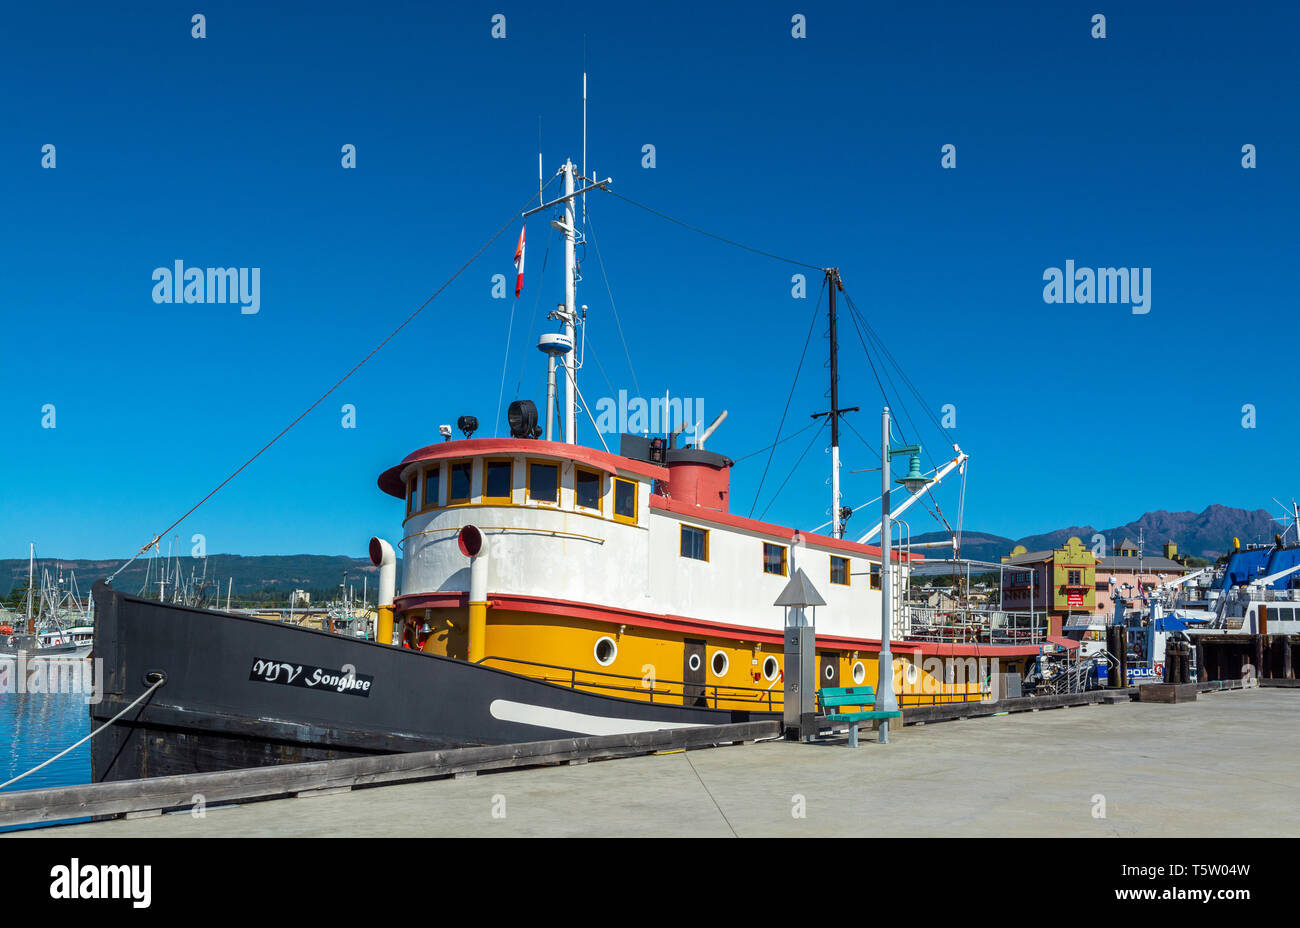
left=522, top=76, right=611, bottom=446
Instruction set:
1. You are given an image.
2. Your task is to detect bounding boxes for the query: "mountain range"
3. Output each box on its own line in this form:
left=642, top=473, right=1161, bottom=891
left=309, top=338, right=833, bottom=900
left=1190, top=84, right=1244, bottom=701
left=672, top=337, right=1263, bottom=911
left=912, top=505, right=1283, bottom=563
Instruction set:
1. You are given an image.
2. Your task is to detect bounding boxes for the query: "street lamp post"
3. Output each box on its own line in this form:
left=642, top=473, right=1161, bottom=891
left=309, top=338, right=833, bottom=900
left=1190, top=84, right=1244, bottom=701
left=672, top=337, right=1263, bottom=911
left=876, top=406, right=932, bottom=742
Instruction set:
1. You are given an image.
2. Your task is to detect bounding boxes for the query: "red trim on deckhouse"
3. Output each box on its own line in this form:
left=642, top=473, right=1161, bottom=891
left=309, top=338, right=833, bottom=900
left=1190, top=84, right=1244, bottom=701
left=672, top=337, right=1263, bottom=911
left=648, top=494, right=920, bottom=563
left=393, top=590, right=1042, bottom=658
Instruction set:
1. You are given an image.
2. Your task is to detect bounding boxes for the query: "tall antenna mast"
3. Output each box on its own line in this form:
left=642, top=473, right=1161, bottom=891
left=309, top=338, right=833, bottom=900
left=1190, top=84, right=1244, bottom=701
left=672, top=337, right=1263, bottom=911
left=520, top=75, right=611, bottom=446
left=582, top=71, right=588, bottom=230
left=812, top=269, right=856, bottom=538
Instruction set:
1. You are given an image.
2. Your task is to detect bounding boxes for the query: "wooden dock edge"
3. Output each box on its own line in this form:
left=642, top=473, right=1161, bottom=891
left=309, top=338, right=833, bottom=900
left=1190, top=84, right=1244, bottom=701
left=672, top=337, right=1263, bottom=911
left=895, top=677, right=1258, bottom=726
left=0, top=719, right=779, bottom=829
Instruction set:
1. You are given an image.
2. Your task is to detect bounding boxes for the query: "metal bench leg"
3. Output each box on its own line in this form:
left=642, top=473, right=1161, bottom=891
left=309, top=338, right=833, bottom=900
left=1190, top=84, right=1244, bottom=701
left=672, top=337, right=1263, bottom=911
left=849, top=722, right=858, bottom=748
left=878, top=719, right=889, bottom=744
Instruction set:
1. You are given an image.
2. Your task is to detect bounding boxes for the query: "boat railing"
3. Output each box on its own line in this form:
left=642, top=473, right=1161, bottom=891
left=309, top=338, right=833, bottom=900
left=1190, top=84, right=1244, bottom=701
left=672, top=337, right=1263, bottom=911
left=903, top=607, right=1049, bottom=645
left=475, top=655, right=784, bottom=711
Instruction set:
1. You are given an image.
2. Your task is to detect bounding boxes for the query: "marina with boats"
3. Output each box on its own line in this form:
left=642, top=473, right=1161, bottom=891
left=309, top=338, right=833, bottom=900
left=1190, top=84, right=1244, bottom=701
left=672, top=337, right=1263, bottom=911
left=4, top=118, right=1299, bottom=807
left=6, top=126, right=1285, bottom=793
left=1, top=6, right=1295, bottom=848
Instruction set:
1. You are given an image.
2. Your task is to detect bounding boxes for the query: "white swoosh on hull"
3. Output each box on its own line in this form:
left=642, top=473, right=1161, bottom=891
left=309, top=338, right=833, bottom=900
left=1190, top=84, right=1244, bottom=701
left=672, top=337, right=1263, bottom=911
left=488, top=699, right=709, bottom=736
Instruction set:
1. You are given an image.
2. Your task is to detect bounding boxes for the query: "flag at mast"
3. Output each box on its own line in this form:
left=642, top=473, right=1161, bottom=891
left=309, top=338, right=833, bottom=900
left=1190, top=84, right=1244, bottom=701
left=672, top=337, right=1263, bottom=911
left=513, top=227, right=526, bottom=298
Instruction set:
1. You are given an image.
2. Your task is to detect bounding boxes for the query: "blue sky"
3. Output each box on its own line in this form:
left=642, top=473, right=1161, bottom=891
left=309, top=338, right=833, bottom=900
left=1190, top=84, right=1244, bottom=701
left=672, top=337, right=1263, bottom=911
left=2, top=1, right=1297, bottom=559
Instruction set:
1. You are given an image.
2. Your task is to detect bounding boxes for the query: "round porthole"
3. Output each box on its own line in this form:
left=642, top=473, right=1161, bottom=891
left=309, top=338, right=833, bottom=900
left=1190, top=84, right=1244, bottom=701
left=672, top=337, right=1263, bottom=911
left=710, top=650, right=728, bottom=677
left=688, top=653, right=702, bottom=673
left=824, top=663, right=836, bottom=681
left=762, top=656, right=780, bottom=681
left=594, top=636, right=617, bottom=666
left=852, top=661, right=866, bottom=685
left=905, top=663, right=919, bottom=685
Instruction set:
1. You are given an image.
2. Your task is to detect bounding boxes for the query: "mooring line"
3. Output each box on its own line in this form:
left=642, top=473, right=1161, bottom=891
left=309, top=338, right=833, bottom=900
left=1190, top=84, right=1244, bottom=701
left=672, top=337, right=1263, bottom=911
left=107, top=183, right=553, bottom=586
left=0, top=675, right=166, bottom=791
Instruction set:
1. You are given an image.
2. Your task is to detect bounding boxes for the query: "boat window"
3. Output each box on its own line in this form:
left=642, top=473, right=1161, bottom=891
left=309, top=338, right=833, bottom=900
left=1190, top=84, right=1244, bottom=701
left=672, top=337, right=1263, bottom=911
left=762, top=656, right=780, bottom=681
left=830, top=555, right=850, bottom=586
left=483, top=459, right=513, bottom=504
left=763, top=543, right=788, bottom=577
left=448, top=460, right=473, bottom=504
left=594, top=636, right=617, bottom=666
left=870, top=563, right=881, bottom=590
left=406, top=474, right=418, bottom=515
left=681, top=525, right=709, bottom=561
left=575, top=468, right=602, bottom=511
left=422, top=465, right=441, bottom=510
left=613, top=478, right=637, bottom=524
left=528, top=461, right=558, bottom=503
left=710, top=650, right=729, bottom=677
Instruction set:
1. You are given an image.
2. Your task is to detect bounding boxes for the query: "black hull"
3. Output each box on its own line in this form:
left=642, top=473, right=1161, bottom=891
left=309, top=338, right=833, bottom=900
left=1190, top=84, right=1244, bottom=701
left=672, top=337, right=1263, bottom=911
left=90, top=582, right=774, bottom=782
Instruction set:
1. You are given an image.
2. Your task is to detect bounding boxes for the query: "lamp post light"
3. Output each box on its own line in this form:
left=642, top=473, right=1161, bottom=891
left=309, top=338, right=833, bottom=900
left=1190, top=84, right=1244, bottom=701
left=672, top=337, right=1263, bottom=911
left=876, top=406, right=932, bottom=735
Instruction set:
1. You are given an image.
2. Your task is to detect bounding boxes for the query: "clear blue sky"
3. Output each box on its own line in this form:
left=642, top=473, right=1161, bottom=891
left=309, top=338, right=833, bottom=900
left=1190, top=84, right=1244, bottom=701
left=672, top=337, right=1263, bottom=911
left=2, top=1, right=1296, bottom=559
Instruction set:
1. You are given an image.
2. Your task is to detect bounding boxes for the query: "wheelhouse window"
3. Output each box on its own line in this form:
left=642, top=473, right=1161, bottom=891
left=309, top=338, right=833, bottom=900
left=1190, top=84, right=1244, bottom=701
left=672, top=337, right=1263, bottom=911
left=681, top=525, right=709, bottom=561
left=422, top=464, right=441, bottom=510
left=528, top=461, right=558, bottom=504
left=483, top=459, right=513, bottom=504
left=830, top=555, right=850, bottom=586
left=870, top=563, right=881, bottom=590
left=448, top=460, right=473, bottom=504
left=575, top=468, right=602, bottom=512
left=406, top=474, right=418, bottom=515
left=763, top=543, right=788, bottom=577
left=613, top=478, right=637, bottom=524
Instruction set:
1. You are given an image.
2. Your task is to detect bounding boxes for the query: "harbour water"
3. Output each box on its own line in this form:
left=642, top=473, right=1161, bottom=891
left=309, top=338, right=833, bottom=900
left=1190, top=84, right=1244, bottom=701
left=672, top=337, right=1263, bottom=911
left=0, top=691, right=91, bottom=831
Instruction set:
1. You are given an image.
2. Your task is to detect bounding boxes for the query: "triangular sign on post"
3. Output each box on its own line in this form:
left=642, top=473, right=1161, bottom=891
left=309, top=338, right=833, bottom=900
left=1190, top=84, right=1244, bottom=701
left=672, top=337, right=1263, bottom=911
left=773, top=568, right=826, bottom=608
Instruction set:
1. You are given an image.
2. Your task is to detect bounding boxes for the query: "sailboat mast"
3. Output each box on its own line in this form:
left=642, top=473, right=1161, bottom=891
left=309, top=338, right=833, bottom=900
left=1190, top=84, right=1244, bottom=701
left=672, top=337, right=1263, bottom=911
left=25, top=542, right=34, bottom=634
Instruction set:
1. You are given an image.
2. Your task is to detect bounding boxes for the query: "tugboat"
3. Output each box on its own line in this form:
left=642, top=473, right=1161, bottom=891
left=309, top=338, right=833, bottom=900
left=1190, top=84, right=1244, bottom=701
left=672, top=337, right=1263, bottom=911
left=91, top=152, right=1041, bottom=783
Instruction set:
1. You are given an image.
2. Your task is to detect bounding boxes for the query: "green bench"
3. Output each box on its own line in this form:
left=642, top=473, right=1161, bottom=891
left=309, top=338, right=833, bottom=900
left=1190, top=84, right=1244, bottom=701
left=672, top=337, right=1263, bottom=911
left=818, top=686, right=902, bottom=746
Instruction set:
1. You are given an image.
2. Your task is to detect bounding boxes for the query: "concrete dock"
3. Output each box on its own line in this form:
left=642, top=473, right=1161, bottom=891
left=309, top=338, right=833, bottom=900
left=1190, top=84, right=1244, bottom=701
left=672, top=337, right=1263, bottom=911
left=15, top=688, right=1298, bottom=837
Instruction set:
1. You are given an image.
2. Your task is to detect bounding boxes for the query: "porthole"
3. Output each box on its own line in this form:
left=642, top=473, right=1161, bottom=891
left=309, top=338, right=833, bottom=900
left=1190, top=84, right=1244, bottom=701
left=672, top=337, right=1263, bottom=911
left=852, top=661, right=866, bottom=685
left=688, top=653, right=702, bottom=673
left=824, top=663, right=835, bottom=681
left=594, top=636, right=617, bottom=666
left=762, top=656, right=780, bottom=681
left=710, top=650, right=729, bottom=677
left=905, top=663, right=919, bottom=685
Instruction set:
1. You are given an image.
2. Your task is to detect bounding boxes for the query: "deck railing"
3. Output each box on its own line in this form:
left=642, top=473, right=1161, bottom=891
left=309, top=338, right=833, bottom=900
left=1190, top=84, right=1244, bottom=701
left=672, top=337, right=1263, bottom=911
left=903, top=607, right=1049, bottom=645
left=475, top=655, right=784, bottom=712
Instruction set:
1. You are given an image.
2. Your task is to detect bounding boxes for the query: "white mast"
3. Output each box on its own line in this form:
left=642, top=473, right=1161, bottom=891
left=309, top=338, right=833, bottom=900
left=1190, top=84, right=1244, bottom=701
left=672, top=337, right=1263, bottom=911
left=25, top=542, right=34, bottom=630
left=562, top=159, right=578, bottom=444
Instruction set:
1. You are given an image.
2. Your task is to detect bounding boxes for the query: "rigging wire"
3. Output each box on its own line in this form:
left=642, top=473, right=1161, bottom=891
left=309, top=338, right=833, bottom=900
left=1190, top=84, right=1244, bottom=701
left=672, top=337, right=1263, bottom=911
left=731, top=419, right=819, bottom=463
left=758, top=420, right=828, bottom=522
left=841, top=415, right=878, bottom=459
left=108, top=184, right=553, bottom=585
left=597, top=186, right=824, bottom=271
left=748, top=278, right=827, bottom=517
left=513, top=234, right=553, bottom=399
left=585, top=212, right=642, bottom=399
left=494, top=173, right=564, bottom=435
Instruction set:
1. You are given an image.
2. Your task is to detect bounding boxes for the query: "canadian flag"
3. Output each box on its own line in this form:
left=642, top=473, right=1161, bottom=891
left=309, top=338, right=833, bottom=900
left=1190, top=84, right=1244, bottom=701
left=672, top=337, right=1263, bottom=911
left=513, top=227, right=526, bottom=298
